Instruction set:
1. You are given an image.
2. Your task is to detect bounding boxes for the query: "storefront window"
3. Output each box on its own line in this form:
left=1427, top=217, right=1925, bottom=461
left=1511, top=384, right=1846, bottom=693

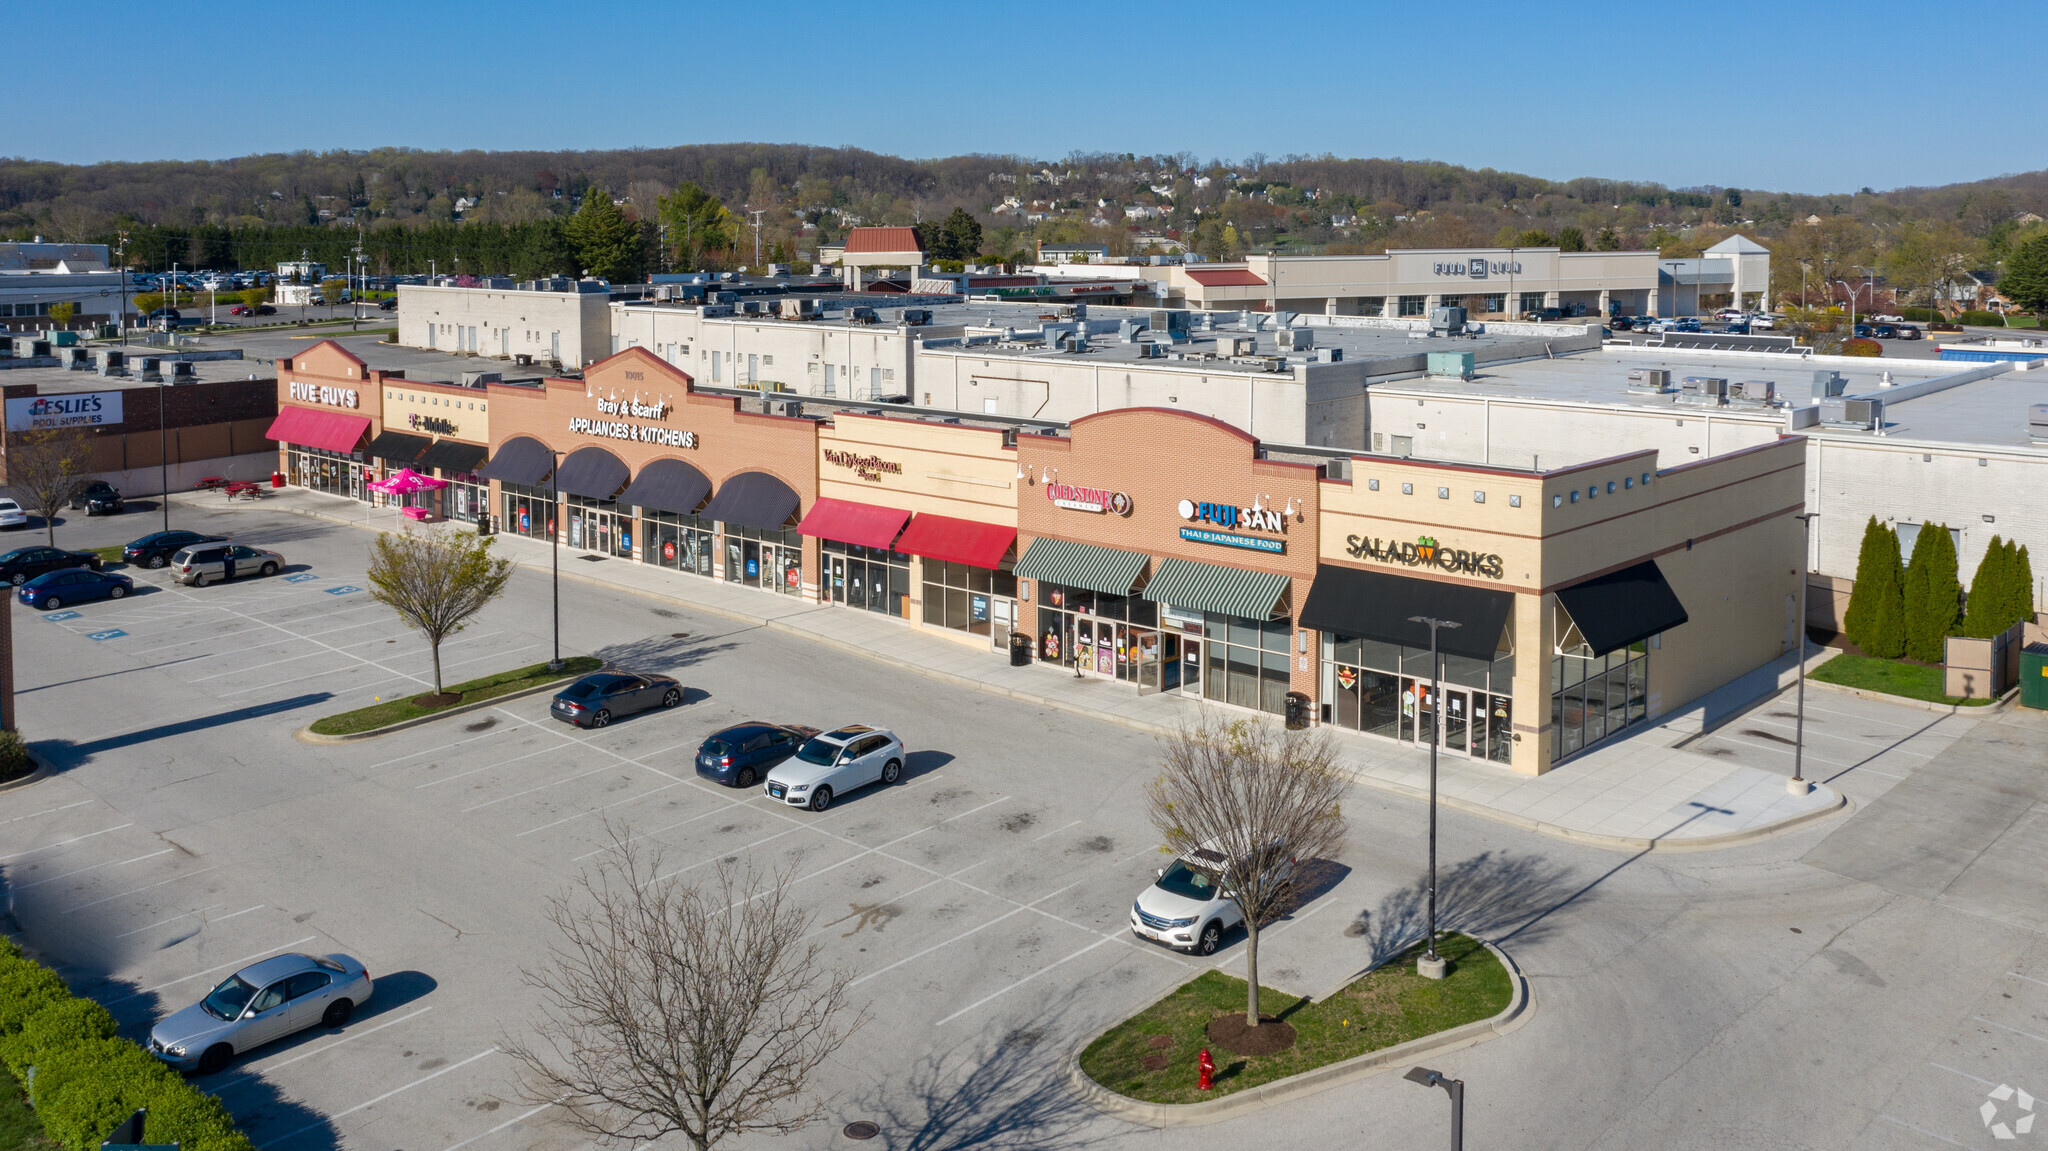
left=502, top=482, right=556, bottom=542
left=1037, top=583, right=1161, bottom=685
left=1520, top=292, right=1545, bottom=315
left=565, top=493, right=633, bottom=558
left=824, top=540, right=911, bottom=617
left=443, top=472, right=486, bottom=523
left=642, top=509, right=715, bottom=577
left=921, top=560, right=1017, bottom=637
left=1482, top=293, right=1506, bottom=314
left=1322, top=631, right=1515, bottom=762
left=1398, top=294, right=1427, bottom=316
left=286, top=446, right=368, bottom=501
left=1550, top=629, right=1649, bottom=762
left=1200, top=612, right=1292, bottom=716
left=722, top=523, right=802, bottom=597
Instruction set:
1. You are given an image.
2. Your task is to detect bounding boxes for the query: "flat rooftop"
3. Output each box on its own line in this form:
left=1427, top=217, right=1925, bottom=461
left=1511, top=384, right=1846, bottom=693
left=0, top=351, right=271, bottom=393
left=1815, top=368, right=2048, bottom=451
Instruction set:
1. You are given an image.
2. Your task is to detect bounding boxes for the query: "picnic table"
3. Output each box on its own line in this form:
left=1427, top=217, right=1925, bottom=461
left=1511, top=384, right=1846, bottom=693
left=223, top=481, right=265, bottom=500
left=400, top=505, right=431, bottom=521
left=193, top=476, right=228, bottom=490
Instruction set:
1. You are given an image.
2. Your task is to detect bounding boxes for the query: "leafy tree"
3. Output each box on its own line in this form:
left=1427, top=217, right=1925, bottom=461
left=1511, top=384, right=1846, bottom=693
left=939, top=207, right=982, bottom=261
left=4, top=428, right=95, bottom=546
left=1145, top=716, right=1347, bottom=1029
left=365, top=529, right=514, bottom=696
left=1901, top=523, right=1961, bottom=663
left=656, top=181, right=735, bottom=270
left=513, top=221, right=580, bottom=280
left=1555, top=226, right=1586, bottom=252
left=2015, top=545, right=2037, bottom=628
left=2000, top=233, right=2048, bottom=316
left=47, top=302, right=75, bottom=326
left=132, top=292, right=164, bottom=315
left=240, top=287, right=269, bottom=310
left=1965, top=538, right=2038, bottom=637
left=567, top=187, right=644, bottom=283
left=1843, top=517, right=1905, bottom=658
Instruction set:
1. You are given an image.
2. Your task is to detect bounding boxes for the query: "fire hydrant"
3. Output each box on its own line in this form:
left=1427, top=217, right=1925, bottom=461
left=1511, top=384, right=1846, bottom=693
left=1198, top=1047, right=1215, bottom=1091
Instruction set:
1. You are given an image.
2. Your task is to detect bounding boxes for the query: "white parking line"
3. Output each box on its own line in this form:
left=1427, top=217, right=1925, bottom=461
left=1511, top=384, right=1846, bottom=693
left=1031, top=818, right=1084, bottom=842
left=935, top=936, right=1122, bottom=1025
left=214, top=904, right=265, bottom=923
left=460, top=764, right=618, bottom=813
left=1736, top=714, right=1945, bottom=754
left=1880, top=1115, right=1968, bottom=1147
left=438, top=1099, right=558, bottom=1151
left=14, top=848, right=173, bottom=891
left=851, top=875, right=1092, bottom=988
left=213, top=1005, right=434, bottom=1092
left=569, top=803, right=757, bottom=862
left=63, top=866, right=220, bottom=914
left=761, top=795, right=1011, bottom=894
left=415, top=743, right=570, bottom=790
left=259, top=1046, right=498, bottom=1147
left=1708, top=732, right=1858, bottom=767
left=1975, top=1016, right=2048, bottom=1046
left=0, top=798, right=94, bottom=826
left=105, top=936, right=320, bottom=1004
left=190, top=648, right=340, bottom=681
left=647, top=826, right=811, bottom=885
left=1930, top=1061, right=1998, bottom=1087
left=370, top=721, right=534, bottom=771
left=801, top=859, right=995, bottom=942
left=0, top=822, right=135, bottom=862
left=113, top=902, right=226, bottom=939
left=517, top=781, right=685, bottom=837
left=2009, top=972, right=2048, bottom=988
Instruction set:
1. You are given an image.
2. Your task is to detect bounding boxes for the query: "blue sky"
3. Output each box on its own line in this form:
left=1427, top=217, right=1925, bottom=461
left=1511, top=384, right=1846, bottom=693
left=9, top=0, right=2043, bottom=194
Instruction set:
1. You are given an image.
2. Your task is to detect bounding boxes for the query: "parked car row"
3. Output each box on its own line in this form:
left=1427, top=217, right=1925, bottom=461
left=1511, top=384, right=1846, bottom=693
left=8, top=531, right=289, bottom=610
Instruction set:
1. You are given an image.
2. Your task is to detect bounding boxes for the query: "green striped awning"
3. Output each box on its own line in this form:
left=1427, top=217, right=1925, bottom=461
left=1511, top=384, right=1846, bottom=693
left=1141, top=557, right=1290, bottom=621
left=1014, top=537, right=1150, bottom=597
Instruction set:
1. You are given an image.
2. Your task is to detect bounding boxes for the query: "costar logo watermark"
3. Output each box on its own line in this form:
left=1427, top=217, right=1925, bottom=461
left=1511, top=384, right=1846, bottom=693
left=1983, top=1084, right=2036, bottom=1140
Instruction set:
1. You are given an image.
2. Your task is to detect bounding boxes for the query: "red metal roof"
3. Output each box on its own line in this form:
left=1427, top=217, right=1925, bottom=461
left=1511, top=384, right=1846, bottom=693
left=893, top=514, right=1017, bottom=571
left=796, top=497, right=912, bottom=550
left=266, top=406, right=370, bottom=454
left=843, top=226, right=924, bottom=255
left=1184, top=268, right=1267, bottom=287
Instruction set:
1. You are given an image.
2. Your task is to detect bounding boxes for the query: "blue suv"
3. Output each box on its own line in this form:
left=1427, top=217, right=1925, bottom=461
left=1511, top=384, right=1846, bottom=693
left=695, top=723, right=815, bottom=788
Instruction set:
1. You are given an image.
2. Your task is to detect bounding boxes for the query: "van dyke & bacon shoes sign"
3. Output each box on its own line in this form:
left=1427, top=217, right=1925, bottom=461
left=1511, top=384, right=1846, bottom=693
left=569, top=396, right=696, bottom=448
left=824, top=449, right=902, bottom=483
left=1346, top=532, right=1505, bottom=579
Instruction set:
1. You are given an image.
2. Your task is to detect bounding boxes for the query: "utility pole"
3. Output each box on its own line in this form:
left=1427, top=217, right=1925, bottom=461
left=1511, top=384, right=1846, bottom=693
left=748, top=209, right=766, bottom=271
left=353, top=230, right=365, bottom=330
left=116, top=230, right=130, bottom=346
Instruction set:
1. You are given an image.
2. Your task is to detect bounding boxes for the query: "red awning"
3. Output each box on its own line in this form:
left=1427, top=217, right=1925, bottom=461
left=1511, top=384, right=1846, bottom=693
left=266, top=406, right=371, bottom=454
left=796, top=497, right=912, bottom=550
left=894, top=514, right=1017, bottom=571
left=1185, top=268, right=1267, bottom=287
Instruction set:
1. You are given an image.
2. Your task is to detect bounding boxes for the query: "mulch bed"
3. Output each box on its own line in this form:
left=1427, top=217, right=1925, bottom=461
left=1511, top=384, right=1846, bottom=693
left=1205, top=1013, right=1297, bottom=1056
left=1140, top=1055, right=1170, bottom=1070
left=410, top=692, right=463, bottom=707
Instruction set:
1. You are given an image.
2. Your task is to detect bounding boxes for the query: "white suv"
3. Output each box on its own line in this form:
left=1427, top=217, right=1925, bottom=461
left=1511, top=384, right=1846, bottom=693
left=764, top=725, right=904, bottom=812
left=1130, top=842, right=1293, bottom=956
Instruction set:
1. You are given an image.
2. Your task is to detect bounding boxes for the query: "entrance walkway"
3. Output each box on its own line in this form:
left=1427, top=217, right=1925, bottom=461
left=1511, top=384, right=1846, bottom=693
left=192, top=486, right=1849, bottom=850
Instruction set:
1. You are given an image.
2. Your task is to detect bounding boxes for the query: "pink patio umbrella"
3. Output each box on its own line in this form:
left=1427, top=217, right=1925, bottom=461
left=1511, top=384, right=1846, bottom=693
left=367, top=468, right=449, bottom=524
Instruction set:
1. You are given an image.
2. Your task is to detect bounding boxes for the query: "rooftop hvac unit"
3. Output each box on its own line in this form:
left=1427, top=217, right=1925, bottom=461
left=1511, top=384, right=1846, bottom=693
left=901, top=308, right=933, bottom=326
left=460, top=371, right=501, bottom=387
left=1821, top=397, right=1883, bottom=429
left=1812, top=370, right=1848, bottom=399
left=137, top=357, right=162, bottom=381
left=1626, top=368, right=1672, bottom=392
left=849, top=306, right=878, bottom=324
left=0, top=336, right=13, bottom=358
left=169, top=360, right=197, bottom=381
left=700, top=304, right=735, bottom=318
left=1279, top=326, right=1315, bottom=351
left=1737, top=379, right=1776, bottom=402
left=1322, top=457, right=1352, bottom=481
left=1429, top=306, right=1467, bottom=335
left=29, top=340, right=51, bottom=358
left=2028, top=404, right=2048, bottom=441
left=1427, top=350, right=1475, bottom=379
left=1136, top=342, right=1166, bottom=358
left=711, top=291, right=738, bottom=304
left=62, top=346, right=92, bottom=370
left=96, top=350, right=127, bottom=376
left=1149, top=309, right=1191, bottom=334
left=1314, top=347, right=1344, bottom=362
left=1222, top=335, right=1257, bottom=356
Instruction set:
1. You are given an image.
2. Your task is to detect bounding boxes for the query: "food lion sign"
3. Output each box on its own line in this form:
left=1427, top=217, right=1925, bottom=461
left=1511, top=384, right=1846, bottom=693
left=6, top=391, right=124, bottom=431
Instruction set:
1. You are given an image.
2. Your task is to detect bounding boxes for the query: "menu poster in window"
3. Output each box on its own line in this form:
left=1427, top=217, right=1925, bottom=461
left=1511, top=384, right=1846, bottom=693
left=971, top=594, right=989, bottom=623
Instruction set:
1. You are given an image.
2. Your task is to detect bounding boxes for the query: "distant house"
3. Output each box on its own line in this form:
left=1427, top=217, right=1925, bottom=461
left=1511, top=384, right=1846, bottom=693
left=1038, top=242, right=1109, bottom=265
left=1803, top=214, right=1823, bottom=226
left=2018, top=212, right=2044, bottom=226
left=454, top=196, right=477, bottom=213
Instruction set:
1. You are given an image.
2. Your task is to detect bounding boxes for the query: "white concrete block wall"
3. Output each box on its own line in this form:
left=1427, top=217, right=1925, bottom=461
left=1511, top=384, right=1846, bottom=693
left=1364, top=391, right=1781, bottom=470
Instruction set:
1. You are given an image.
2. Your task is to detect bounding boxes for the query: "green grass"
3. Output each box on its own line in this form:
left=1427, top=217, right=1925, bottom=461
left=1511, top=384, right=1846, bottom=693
left=308, top=655, right=603, bottom=735
left=87, top=544, right=125, bottom=564
left=0, top=1067, right=57, bottom=1151
left=1811, top=652, right=1993, bottom=706
left=1079, top=933, right=1510, bottom=1104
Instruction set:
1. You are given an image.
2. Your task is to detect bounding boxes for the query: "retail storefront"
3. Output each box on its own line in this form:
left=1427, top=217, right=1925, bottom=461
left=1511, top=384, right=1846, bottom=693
left=271, top=342, right=383, bottom=500
left=1014, top=409, right=1322, bottom=717
left=381, top=382, right=492, bottom=522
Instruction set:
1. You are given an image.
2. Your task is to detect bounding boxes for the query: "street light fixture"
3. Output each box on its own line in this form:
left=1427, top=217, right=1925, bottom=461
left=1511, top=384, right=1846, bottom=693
left=548, top=449, right=563, bottom=673
left=1406, top=614, right=1460, bottom=978
left=1789, top=512, right=1819, bottom=795
left=1404, top=1066, right=1465, bottom=1151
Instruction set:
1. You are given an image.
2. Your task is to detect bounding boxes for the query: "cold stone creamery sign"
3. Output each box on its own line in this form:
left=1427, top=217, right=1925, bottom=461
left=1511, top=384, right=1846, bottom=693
left=569, top=396, right=697, bottom=448
left=1346, top=533, right=1505, bottom=580
left=1177, top=498, right=1286, bottom=554
left=5, top=391, right=124, bottom=431
left=1046, top=480, right=1131, bottom=516
left=288, top=381, right=359, bottom=408
left=824, top=450, right=902, bottom=483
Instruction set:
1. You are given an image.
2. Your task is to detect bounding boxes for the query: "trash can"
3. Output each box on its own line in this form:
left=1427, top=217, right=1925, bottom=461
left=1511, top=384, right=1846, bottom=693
left=270, top=472, right=285, bottom=488
left=2022, top=643, right=2048, bottom=710
left=1009, top=631, right=1032, bottom=667
left=1284, top=691, right=1310, bottom=730
left=476, top=513, right=494, bottom=537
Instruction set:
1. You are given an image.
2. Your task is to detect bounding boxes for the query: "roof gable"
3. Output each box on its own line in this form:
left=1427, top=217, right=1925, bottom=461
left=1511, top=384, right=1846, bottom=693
left=844, top=226, right=924, bottom=255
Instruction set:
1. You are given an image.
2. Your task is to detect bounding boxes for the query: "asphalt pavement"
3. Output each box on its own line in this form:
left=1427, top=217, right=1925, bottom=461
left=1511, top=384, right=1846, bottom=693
left=3, top=507, right=2044, bottom=1151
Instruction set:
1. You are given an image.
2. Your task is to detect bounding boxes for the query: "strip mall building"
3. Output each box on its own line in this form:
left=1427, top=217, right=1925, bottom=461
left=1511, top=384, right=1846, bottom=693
left=272, top=341, right=1805, bottom=776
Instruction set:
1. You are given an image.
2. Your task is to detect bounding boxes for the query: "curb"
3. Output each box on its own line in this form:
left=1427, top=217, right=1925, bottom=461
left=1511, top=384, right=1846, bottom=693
left=233, top=495, right=1847, bottom=850
left=0, top=747, right=53, bottom=793
left=294, top=678, right=575, bottom=744
left=1066, top=941, right=1532, bottom=1128
left=1807, top=677, right=2007, bottom=715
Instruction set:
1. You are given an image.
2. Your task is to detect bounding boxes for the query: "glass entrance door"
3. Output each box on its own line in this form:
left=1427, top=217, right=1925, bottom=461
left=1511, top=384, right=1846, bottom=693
left=1443, top=689, right=1469, bottom=755
left=1179, top=638, right=1203, bottom=697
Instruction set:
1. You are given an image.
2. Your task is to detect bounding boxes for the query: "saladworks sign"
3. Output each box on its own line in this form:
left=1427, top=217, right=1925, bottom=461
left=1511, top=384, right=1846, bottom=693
left=6, top=391, right=124, bottom=431
left=1345, top=532, right=1505, bottom=580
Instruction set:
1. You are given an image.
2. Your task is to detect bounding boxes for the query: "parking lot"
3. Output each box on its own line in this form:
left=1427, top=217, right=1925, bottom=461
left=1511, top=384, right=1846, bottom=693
left=6, top=506, right=2047, bottom=1151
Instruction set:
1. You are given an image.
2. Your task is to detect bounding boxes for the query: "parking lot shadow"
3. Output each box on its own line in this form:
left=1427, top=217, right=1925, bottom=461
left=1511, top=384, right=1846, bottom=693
left=32, top=692, right=333, bottom=767
left=592, top=632, right=740, bottom=675
left=852, top=1007, right=1108, bottom=1151
left=1348, top=849, right=1581, bottom=968
left=358, top=969, right=437, bottom=1019
left=904, top=750, right=953, bottom=781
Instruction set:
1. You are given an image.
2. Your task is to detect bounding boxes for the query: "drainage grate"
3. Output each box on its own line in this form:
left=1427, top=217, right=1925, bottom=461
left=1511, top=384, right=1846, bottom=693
left=843, top=1122, right=880, bottom=1141
left=671, top=633, right=690, bottom=639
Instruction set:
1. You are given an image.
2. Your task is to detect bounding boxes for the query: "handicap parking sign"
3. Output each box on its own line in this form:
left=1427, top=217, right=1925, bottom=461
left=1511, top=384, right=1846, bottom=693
left=284, top=573, right=320, bottom=583
left=324, top=585, right=362, bottom=596
left=43, top=611, right=82, bottom=622
left=86, top=629, right=128, bottom=641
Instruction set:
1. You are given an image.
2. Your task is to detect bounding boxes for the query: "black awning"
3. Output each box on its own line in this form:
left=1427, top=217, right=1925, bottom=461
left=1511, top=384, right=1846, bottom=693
left=554, top=445, right=631, bottom=500
left=699, top=471, right=800, bottom=531
left=417, top=439, right=489, bottom=476
left=1298, top=564, right=1513, bottom=662
left=619, top=457, right=711, bottom=515
left=1554, top=560, right=1689, bottom=657
left=366, top=430, right=431, bottom=464
left=476, top=436, right=556, bottom=487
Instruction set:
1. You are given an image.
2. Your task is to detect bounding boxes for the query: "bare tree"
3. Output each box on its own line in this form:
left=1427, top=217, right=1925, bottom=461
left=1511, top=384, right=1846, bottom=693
left=1145, top=716, right=1349, bottom=1028
left=504, top=828, right=864, bottom=1151
left=364, top=528, right=512, bottom=696
left=4, top=427, right=96, bottom=546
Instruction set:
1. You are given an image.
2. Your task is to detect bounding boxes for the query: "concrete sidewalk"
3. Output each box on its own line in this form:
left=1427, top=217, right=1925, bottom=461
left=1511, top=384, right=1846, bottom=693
left=189, top=486, right=1845, bottom=850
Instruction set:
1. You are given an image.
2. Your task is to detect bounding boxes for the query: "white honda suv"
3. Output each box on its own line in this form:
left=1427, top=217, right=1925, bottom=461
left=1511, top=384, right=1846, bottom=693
left=1131, top=841, right=1293, bottom=956
left=764, top=725, right=904, bottom=812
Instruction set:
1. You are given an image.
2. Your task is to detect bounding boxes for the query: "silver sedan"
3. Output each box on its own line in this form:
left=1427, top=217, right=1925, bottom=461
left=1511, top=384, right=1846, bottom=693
left=148, top=952, right=373, bottom=1074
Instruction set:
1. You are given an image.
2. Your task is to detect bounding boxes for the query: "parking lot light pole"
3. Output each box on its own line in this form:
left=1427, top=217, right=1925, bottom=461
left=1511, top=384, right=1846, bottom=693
left=1407, top=614, right=1459, bottom=977
left=158, top=378, right=169, bottom=532
left=548, top=451, right=562, bottom=673
left=1790, top=512, right=1819, bottom=795
left=1404, top=1066, right=1464, bottom=1151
